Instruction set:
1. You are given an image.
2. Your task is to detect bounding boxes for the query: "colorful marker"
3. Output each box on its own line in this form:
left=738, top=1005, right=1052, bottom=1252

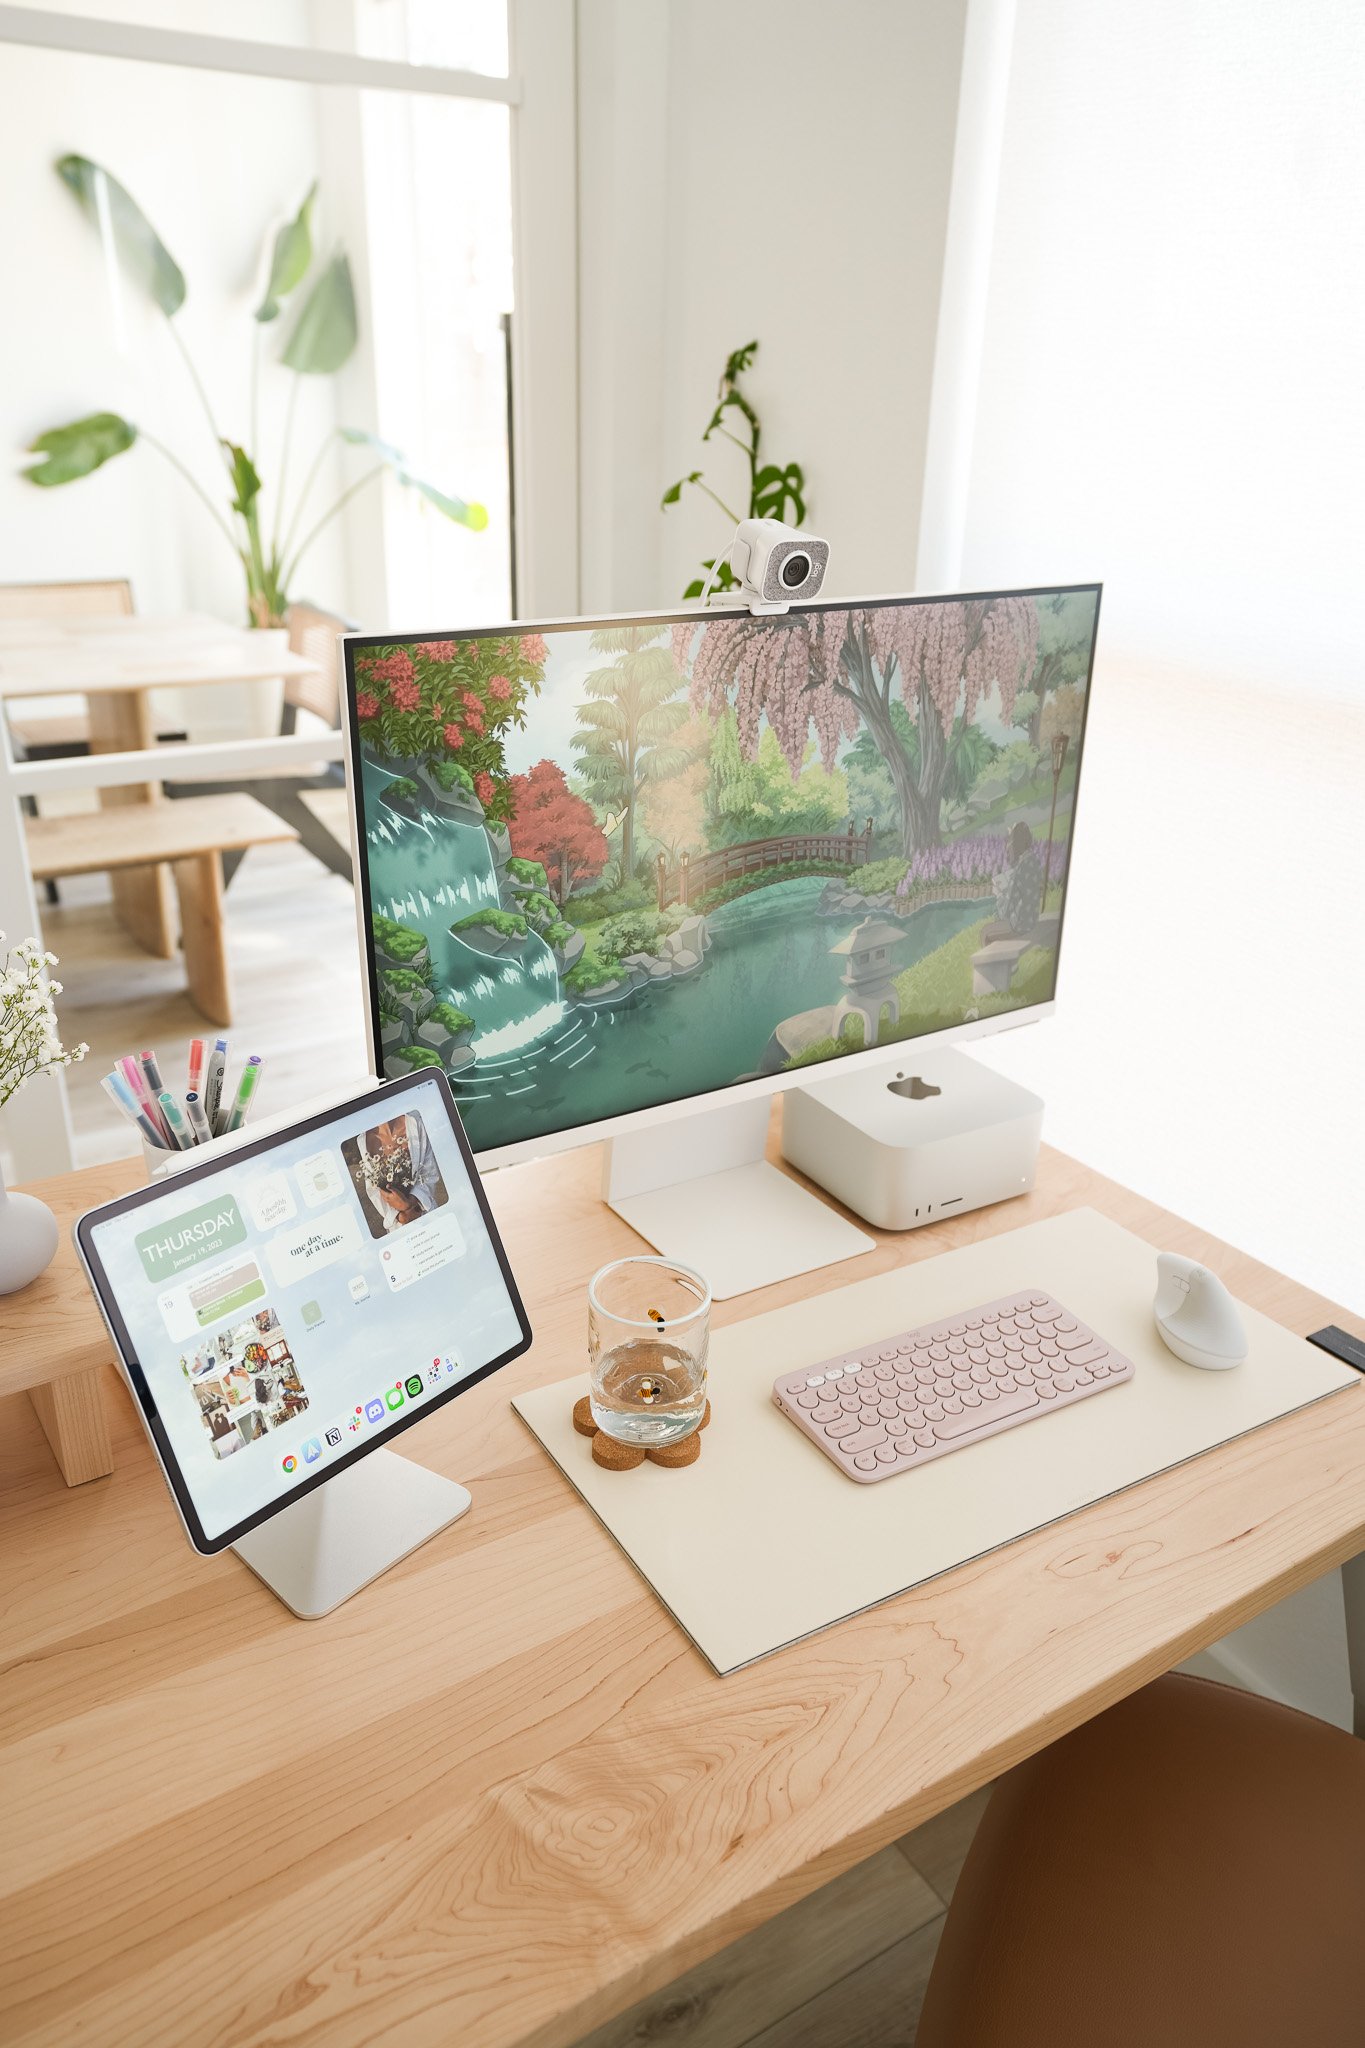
left=223, top=1055, right=263, bottom=1134
left=158, top=1090, right=194, bottom=1150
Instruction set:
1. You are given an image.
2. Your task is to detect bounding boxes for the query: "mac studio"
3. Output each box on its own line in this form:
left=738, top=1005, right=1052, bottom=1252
left=1, top=6, right=1362, bottom=2046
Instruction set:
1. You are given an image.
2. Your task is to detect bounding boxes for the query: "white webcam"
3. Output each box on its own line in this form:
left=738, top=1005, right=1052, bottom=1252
left=720, top=517, right=830, bottom=614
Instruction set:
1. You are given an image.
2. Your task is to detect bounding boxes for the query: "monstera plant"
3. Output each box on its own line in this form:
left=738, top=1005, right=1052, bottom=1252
left=23, top=156, right=486, bottom=627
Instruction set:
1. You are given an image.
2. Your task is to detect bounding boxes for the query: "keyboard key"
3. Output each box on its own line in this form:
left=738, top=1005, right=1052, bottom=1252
left=946, top=1337, right=967, bottom=1356
left=826, top=1417, right=859, bottom=1438
left=1052, top=1374, right=1076, bottom=1393
left=1022, top=1345, right=1042, bottom=1365
left=807, top=1374, right=826, bottom=1386
left=913, top=1428, right=935, bottom=1447
left=934, top=1385, right=1038, bottom=1438
left=855, top=1370, right=878, bottom=1389
left=968, top=1348, right=990, bottom=1366
left=923, top=1403, right=945, bottom=1422
left=1054, top=1318, right=1078, bottom=1334
left=841, top=1424, right=889, bottom=1454
left=979, top=1382, right=1000, bottom=1400
left=854, top=1453, right=878, bottom=1472
left=1031, top=1304, right=1062, bottom=1323
left=952, top=1370, right=973, bottom=1390
left=885, top=1415, right=908, bottom=1437
left=812, top=1401, right=840, bottom=1422
left=1063, top=1340, right=1109, bottom=1368
left=825, top=1365, right=845, bottom=1380
left=840, top=1392, right=862, bottom=1412
left=878, top=1400, right=900, bottom=1420
left=960, top=1388, right=982, bottom=1408
left=796, top=1391, right=819, bottom=1409
left=874, top=1443, right=899, bottom=1463
left=1037, top=1382, right=1057, bottom=1399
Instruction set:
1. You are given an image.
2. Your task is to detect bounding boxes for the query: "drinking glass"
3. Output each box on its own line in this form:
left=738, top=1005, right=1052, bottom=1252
left=588, top=1255, right=711, bottom=1447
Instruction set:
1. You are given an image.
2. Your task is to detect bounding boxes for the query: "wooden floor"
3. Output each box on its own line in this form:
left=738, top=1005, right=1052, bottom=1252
left=38, top=792, right=369, bottom=1168
left=569, top=1789, right=989, bottom=2048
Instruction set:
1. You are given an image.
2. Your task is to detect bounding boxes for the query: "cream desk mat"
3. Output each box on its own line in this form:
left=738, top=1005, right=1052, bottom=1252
left=513, top=1207, right=1359, bottom=1673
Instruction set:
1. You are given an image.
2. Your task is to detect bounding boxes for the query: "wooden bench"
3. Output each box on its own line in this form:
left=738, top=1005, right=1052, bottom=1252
left=25, top=791, right=297, bottom=1025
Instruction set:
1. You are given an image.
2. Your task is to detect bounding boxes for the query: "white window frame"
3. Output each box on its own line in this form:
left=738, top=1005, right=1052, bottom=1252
left=0, top=2, right=580, bottom=1173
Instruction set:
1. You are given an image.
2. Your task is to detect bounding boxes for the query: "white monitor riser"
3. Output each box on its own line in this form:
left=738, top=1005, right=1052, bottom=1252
left=602, top=1095, right=875, bottom=1302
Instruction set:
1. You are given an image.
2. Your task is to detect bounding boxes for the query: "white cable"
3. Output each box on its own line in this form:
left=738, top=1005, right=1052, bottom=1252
left=696, top=536, right=737, bottom=610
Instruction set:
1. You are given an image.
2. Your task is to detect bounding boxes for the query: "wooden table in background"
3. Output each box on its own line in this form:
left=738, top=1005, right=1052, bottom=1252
left=3, top=1120, right=1364, bottom=2048
left=0, top=611, right=319, bottom=955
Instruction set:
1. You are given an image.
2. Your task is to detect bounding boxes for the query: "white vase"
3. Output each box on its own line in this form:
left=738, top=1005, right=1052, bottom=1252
left=0, top=1165, right=59, bottom=1294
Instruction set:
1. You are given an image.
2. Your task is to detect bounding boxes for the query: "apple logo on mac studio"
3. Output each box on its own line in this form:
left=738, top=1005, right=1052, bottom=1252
left=887, top=1073, right=941, bottom=1101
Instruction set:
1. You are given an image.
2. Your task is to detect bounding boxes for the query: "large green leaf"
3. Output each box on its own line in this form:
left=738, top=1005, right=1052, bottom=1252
left=23, top=412, right=137, bottom=486
left=55, top=155, right=185, bottom=316
left=255, top=180, right=316, bottom=323
left=222, top=440, right=262, bottom=519
left=282, top=253, right=357, bottom=374
left=661, top=470, right=701, bottom=509
left=339, top=428, right=488, bottom=530
left=752, top=460, right=806, bottom=525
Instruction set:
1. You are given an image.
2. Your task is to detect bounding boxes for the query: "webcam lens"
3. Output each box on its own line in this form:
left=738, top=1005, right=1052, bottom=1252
left=780, top=551, right=811, bottom=590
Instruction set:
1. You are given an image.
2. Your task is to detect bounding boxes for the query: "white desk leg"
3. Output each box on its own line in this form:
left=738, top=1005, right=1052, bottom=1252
left=1341, top=1555, right=1365, bottom=1739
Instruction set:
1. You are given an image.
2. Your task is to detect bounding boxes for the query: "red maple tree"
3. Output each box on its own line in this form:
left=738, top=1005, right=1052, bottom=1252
left=506, top=759, right=607, bottom=903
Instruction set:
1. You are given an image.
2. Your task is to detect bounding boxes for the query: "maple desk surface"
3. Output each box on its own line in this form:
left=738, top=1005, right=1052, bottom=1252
left=3, top=1130, right=1364, bottom=2048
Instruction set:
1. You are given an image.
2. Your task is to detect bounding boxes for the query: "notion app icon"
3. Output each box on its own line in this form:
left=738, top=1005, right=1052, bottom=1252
left=385, top=1385, right=405, bottom=1412
left=302, top=1437, right=323, bottom=1464
left=324, top=1425, right=343, bottom=1450
left=281, top=1453, right=298, bottom=1475
left=365, top=1397, right=386, bottom=1424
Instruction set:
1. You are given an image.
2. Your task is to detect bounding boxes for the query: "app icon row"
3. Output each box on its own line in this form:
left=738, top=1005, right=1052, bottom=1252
left=280, top=1356, right=462, bottom=1475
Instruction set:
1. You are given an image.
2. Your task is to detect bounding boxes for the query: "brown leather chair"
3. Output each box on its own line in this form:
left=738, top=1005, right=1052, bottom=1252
left=916, top=1674, right=1365, bottom=2048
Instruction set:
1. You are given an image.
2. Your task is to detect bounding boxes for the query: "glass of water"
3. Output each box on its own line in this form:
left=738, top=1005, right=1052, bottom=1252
left=588, top=1255, right=711, bottom=1447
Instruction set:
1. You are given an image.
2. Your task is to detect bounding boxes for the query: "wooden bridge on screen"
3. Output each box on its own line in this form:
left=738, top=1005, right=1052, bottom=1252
left=656, top=822, right=874, bottom=910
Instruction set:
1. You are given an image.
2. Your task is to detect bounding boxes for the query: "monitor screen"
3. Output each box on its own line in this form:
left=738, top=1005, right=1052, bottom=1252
left=346, top=585, right=1100, bottom=1156
left=77, top=1075, right=530, bottom=1550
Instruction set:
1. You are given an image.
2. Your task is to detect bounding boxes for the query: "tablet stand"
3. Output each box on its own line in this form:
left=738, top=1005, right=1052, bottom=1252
left=232, top=1449, right=471, bottom=1617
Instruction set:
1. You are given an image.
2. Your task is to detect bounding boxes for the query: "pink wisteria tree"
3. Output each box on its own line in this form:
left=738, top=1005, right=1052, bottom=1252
left=674, top=598, right=1039, bottom=855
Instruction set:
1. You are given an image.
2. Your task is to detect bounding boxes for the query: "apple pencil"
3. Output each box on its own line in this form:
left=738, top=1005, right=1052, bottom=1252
left=204, top=1038, right=228, bottom=1133
left=158, top=1090, right=194, bottom=1150
left=102, top=1071, right=167, bottom=1148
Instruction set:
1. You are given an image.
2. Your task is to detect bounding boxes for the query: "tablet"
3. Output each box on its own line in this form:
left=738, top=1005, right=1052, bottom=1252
left=76, top=1072, right=531, bottom=1554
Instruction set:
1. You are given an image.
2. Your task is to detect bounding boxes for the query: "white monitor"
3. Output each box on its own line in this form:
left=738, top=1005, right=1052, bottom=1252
left=343, top=585, right=1101, bottom=1292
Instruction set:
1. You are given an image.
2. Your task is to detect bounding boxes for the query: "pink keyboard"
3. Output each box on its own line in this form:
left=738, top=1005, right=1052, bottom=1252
left=772, top=1289, right=1134, bottom=1483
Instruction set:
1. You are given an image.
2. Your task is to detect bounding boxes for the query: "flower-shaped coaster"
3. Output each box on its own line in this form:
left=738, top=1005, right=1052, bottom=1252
left=572, top=1396, right=711, bottom=1470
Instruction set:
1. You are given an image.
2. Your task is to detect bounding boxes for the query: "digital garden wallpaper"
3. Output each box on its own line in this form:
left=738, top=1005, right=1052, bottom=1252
left=352, top=589, right=1098, bottom=1151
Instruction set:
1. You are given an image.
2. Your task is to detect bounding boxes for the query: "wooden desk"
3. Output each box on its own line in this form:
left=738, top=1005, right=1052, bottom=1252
left=4, top=1130, right=1364, bottom=2048
left=0, top=611, right=318, bottom=956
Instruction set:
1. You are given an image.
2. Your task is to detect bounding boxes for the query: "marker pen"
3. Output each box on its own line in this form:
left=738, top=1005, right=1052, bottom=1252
left=205, top=1038, right=228, bottom=1134
left=187, top=1038, right=206, bottom=1095
left=184, top=1090, right=213, bottom=1145
left=102, top=1071, right=166, bottom=1147
left=224, top=1055, right=263, bottom=1134
left=158, top=1090, right=194, bottom=1150
left=120, top=1054, right=171, bottom=1142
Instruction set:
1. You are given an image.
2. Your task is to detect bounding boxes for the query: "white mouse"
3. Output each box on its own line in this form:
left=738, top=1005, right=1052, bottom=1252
left=1154, top=1252, right=1248, bottom=1370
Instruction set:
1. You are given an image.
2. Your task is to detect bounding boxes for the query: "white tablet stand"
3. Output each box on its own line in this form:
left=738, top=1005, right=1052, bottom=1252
left=233, top=1449, right=471, bottom=1618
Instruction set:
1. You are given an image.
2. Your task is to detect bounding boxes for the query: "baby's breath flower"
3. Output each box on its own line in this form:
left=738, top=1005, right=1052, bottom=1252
left=0, top=937, right=84, bottom=1111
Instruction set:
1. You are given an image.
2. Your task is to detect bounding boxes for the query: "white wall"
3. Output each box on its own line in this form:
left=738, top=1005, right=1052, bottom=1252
left=949, top=0, right=1365, bottom=1726
left=578, top=0, right=968, bottom=615
left=0, top=20, right=348, bottom=734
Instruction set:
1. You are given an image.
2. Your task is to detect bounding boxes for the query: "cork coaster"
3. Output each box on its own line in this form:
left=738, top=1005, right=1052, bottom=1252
left=572, top=1395, right=711, bottom=1471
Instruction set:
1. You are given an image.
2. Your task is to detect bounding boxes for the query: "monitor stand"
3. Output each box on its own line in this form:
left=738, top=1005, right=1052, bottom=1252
left=602, top=1097, right=875, bottom=1301
left=232, top=1449, right=471, bottom=1618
